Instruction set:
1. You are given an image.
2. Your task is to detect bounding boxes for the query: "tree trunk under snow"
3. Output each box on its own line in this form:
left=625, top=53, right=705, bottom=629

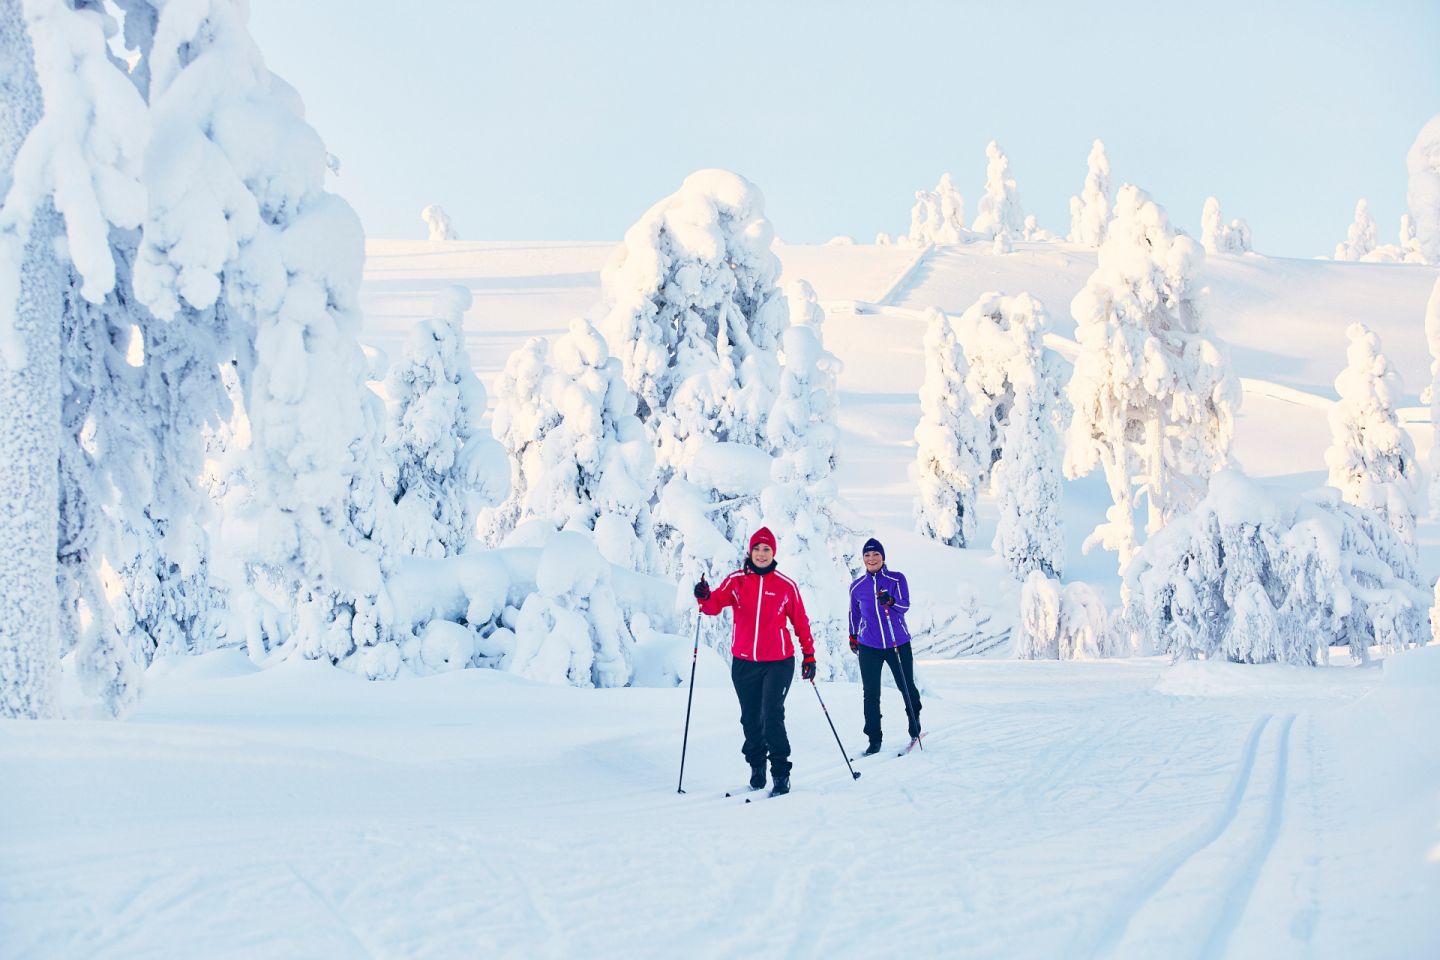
left=0, top=212, right=62, bottom=719
left=0, top=3, right=61, bottom=718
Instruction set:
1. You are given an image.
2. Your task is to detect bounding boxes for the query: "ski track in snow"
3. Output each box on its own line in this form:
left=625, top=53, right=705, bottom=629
left=1090, top=712, right=1299, bottom=959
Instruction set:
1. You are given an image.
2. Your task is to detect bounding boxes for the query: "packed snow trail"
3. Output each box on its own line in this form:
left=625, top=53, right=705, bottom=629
left=3, top=648, right=1436, bottom=958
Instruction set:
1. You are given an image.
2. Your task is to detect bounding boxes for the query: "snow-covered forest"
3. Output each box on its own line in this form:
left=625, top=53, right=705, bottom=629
left=2, top=3, right=1439, bottom=958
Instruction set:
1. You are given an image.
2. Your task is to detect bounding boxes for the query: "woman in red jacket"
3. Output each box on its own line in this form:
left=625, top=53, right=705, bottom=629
left=694, top=526, right=816, bottom=797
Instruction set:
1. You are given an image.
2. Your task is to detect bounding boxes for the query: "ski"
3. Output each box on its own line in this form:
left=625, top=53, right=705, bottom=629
left=898, top=733, right=926, bottom=756
left=724, top=785, right=763, bottom=799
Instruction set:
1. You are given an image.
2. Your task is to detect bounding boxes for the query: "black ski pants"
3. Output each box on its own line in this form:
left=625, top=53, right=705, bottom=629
left=731, top=657, right=795, bottom=777
left=858, top=642, right=922, bottom=744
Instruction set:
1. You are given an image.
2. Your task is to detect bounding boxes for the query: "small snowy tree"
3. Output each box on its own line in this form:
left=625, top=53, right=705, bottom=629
left=1201, top=197, right=1251, bottom=254
left=908, top=174, right=966, bottom=245
left=1407, top=112, right=1440, bottom=265
left=384, top=285, right=508, bottom=558
left=1015, top=571, right=1061, bottom=659
left=1058, top=582, right=1112, bottom=659
left=913, top=307, right=985, bottom=547
left=761, top=280, right=853, bottom=678
left=521, top=318, right=659, bottom=571
left=972, top=141, right=1023, bottom=240
left=1334, top=199, right=1378, bottom=261
left=1068, top=139, right=1112, bottom=247
left=1325, top=322, right=1420, bottom=550
left=1065, top=185, right=1240, bottom=574
left=1022, top=215, right=1057, bottom=242
left=421, top=204, right=459, bottom=241
left=479, top=336, right=558, bottom=546
left=509, top=531, right=635, bottom=687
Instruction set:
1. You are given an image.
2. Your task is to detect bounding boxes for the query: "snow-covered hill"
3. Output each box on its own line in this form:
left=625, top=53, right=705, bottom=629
left=360, top=238, right=1440, bottom=593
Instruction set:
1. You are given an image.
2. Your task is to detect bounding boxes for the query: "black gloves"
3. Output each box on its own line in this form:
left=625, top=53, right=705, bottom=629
left=877, top=589, right=895, bottom=607
left=849, top=636, right=860, bottom=654
left=693, top=576, right=710, bottom=600
left=801, top=655, right=816, bottom=681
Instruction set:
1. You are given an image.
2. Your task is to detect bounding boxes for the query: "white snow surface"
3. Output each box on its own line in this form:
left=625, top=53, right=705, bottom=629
left=1, top=645, right=1436, bottom=957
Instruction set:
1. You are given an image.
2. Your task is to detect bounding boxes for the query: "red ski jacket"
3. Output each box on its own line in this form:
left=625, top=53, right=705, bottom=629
left=697, top=564, right=814, bottom=662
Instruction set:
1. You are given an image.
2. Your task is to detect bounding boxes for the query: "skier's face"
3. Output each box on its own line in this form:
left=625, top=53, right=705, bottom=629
left=750, top=543, right=774, bottom=567
left=863, top=550, right=884, bottom=572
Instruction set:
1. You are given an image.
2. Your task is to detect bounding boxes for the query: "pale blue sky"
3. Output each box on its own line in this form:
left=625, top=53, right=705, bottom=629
left=249, top=1, right=1438, bottom=258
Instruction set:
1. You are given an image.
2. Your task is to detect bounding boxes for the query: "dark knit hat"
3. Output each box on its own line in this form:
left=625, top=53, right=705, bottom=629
left=750, top=527, right=777, bottom=554
left=862, top=537, right=884, bottom=558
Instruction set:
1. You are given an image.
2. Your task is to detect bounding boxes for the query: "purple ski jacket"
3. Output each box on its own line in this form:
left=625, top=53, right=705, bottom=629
left=849, top=567, right=912, bottom=649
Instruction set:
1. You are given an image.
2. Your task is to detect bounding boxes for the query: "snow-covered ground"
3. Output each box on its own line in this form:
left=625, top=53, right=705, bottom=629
left=5, top=240, right=1440, bottom=957
left=4, top=644, right=1437, bottom=958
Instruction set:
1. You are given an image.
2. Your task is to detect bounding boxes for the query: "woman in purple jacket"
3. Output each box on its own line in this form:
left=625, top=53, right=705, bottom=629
left=848, top=537, right=922, bottom=754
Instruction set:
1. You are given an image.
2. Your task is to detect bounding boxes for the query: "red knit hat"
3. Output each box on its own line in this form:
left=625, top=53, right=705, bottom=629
left=749, top=527, right=777, bottom=554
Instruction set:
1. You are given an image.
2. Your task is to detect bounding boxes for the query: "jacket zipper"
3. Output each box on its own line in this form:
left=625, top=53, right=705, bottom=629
left=752, top=574, right=763, bottom=660
left=872, top=573, right=892, bottom=648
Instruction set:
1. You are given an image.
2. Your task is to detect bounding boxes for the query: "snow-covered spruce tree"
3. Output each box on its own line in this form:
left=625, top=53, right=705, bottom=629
left=421, top=204, right=458, bottom=241
left=760, top=280, right=852, bottom=679
left=972, top=141, right=1023, bottom=241
left=1201, top=197, right=1251, bottom=255
left=600, top=170, right=786, bottom=586
left=1325, top=322, right=1420, bottom=550
left=384, top=285, right=508, bottom=558
left=1127, top=470, right=1427, bottom=664
left=600, top=169, right=785, bottom=477
left=1426, top=277, right=1440, bottom=518
left=479, top=335, right=558, bottom=546
left=1407, top=112, right=1440, bottom=265
left=913, top=307, right=985, bottom=547
left=1, top=0, right=147, bottom=717
left=908, top=174, right=965, bottom=245
left=1334, top=199, right=1378, bottom=261
left=134, top=1, right=405, bottom=677
left=1064, top=185, right=1240, bottom=574
left=953, top=292, right=1063, bottom=484
left=992, top=354, right=1065, bottom=580
left=520, top=317, right=659, bottom=571
left=1068, top=139, right=1112, bottom=247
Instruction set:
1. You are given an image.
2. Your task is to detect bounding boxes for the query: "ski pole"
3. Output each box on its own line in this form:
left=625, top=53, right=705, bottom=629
left=809, top=677, right=861, bottom=781
left=891, top=647, right=923, bottom=750
left=676, top=580, right=706, bottom=794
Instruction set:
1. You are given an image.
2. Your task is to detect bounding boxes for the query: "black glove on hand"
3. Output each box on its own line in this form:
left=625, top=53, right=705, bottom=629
left=693, top=576, right=710, bottom=600
left=877, top=589, right=895, bottom=607
left=849, top=636, right=860, bottom=654
left=801, top=655, right=817, bottom=681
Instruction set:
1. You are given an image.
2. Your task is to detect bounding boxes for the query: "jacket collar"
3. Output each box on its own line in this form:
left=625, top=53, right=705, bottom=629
left=745, top=558, right=778, bottom=577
